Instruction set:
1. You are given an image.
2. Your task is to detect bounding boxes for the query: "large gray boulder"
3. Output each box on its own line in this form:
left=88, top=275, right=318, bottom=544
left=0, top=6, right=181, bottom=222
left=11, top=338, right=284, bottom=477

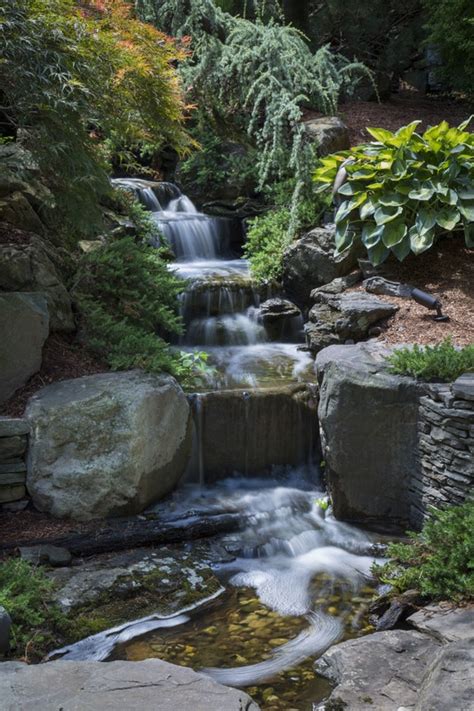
left=0, top=659, right=260, bottom=710
left=314, top=629, right=442, bottom=710
left=26, top=371, right=192, bottom=520
left=0, top=605, right=11, bottom=655
left=306, top=291, right=398, bottom=354
left=316, top=342, right=420, bottom=531
left=0, top=225, right=74, bottom=332
left=282, top=226, right=361, bottom=307
left=303, top=116, right=350, bottom=156
left=0, top=292, right=49, bottom=404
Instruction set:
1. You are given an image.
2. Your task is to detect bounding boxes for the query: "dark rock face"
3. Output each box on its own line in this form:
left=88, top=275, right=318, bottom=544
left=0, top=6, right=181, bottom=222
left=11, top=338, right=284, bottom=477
left=0, top=606, right=11, bottom=655
left=0, top=228, right=74, bottom=332
left=305, top=291, right=398, bottom=355
left=0, top=292, right=49, bottom=404
left=316, top=342, right=420, bottom=531
left=259, top=298, right=303, bottom=341
left=282, top=226, right=361, bottom=307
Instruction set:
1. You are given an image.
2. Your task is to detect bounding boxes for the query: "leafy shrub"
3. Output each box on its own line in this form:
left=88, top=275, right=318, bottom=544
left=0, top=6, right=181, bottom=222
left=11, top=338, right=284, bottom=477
left=138, top=0, right=370, bottom=206
left=374, top=503, right=474, bottom=600
left=0, top=558, right=63, bottom=655
left=0, top=0, right=189, bottom=236
left=387, top=338, right=474, bottom=381
left=313, top=118, right=474, bottom=265
left=244, top=182, right=328, bottom=281
left=423, top=0, right=474, bottom=98
left=74, top=236, right=210, bottom=386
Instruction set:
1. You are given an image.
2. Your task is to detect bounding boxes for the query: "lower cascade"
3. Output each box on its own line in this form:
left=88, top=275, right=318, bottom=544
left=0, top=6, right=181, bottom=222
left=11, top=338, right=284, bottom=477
left=50, top=180, right=383, bottom=709
left=51, top=478, right=380, bottom=708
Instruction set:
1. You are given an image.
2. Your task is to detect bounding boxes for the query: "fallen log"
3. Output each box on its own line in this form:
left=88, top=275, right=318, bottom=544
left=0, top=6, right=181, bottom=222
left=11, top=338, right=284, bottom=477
left=0, top=512, right=245, bottom=557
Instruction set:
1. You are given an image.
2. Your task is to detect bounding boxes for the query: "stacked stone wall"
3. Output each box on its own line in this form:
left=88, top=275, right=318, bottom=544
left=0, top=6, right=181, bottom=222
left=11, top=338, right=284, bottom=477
left=410, top=375, right=473, bottom=526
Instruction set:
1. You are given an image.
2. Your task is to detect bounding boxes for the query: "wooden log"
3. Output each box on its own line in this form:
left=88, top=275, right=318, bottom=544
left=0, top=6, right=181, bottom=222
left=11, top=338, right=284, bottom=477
left=0, top=512, right=245, bottom=557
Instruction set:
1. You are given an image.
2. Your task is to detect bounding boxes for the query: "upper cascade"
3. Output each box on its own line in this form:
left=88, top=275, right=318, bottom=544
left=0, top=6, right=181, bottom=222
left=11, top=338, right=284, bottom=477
left=111, top=178, right=233, bottom=262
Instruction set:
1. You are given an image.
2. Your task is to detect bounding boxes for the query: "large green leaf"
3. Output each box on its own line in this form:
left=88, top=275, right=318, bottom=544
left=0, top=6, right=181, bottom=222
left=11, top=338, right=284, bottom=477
left=334, top=219, right=354, bottom=252
left=367, top=241, right=390, bottom=266
left=416, top=207, right=437, bottom=234
left=374, top=205, right=403, bottom=225
left=378, top=192, right=407, bottom=207
left=392, top=237, right=411, bottom=262
left=458, top=201, right=474, bottom=222
left=436, top=206, right=461, bottom=232
left=361, top=222, right=382, bottom=248
left=395, top=120, right=421, bottom=142
left=366, top=126, right=395, bottom=144
left=409, top=226, right=435, bottom=255
left=439, top=189, right=458, bottom=205
left=458, top=187, right=474, bottom=200
left=408, top=185, right=435, bottom=201
left=360, top=199, right=376, bottom=220
left=381, top=220, right=407, bottom=247
left=335, top=200, right=353, bottom=223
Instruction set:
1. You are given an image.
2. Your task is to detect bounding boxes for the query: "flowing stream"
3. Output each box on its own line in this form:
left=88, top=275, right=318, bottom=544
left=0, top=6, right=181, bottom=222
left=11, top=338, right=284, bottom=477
left=94, top=181, right=383, bottom=709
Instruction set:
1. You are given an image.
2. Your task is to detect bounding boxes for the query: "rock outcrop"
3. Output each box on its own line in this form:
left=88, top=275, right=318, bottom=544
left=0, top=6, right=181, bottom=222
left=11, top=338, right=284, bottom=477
left=0, top=292, right=49, bottom=404
left=259, top=298, right=303, bottom=341
left=315, top=604, right=473, bottom=710
left=26, top=371, right=192, bottom=520
left=316, top=342, right=420, bottom=531
left=282, top=226, right=361, bottom=307
left=0, top=659, right=260, bottom=711
left=0, top=224, right=74, bottom=332
left=305, top=291, right=398, bottom=354
left=303, top=116, right=350, bottom=156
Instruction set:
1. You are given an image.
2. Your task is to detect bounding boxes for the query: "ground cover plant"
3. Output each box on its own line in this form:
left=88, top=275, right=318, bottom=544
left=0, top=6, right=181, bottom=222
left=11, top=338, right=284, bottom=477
left=387, top=338, right=474, bottom=381
left=313, top=118, right=474, bottom=265
left=374, top=502, right=474, bottom=600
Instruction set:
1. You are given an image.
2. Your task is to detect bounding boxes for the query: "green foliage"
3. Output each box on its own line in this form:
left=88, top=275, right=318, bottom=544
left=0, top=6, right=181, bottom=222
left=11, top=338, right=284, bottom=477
left=244, top=182, right=328, bottom=281
left=0, top=558, right=63, bottom=655
left=138, top=0, right=370, bottom=204
left=0, top=0, right=189, bottom=236
left=423, top=0, right=474, bottom=98
left=306, top=1, right=424, bottom=81
left=374, top=503, right=474, bottom=600
left=386, top=339, right=474, bottom=382
left=74, top=235, right=210, bottom=386
left=313, top=118, right=474, bottom=265
left=178, top=123, right=260, bottom=197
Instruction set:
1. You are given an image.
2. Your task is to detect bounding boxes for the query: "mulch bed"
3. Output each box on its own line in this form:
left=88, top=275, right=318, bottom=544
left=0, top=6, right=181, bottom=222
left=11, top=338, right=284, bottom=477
left=0, top=509, right=96, bottom=551
left=353, top=238, right=474, bottom=347
left=340, top=90, right=473, bottom=145
left=0, top=333, right=108, bottom=418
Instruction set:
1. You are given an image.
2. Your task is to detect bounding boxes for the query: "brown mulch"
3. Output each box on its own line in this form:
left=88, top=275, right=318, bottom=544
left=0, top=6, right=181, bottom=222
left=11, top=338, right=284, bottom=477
left=0, top=509, right=96, bottom=551
left=1, top=333, right=108, bottom=418
left=352, top=238, right=474, bottom=346
left=340, top=91, right=473, bottom=146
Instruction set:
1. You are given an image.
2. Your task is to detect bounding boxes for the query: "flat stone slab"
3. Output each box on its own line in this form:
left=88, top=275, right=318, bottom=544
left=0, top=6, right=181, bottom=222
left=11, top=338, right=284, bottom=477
left=0, top=417, right=30, bottom=437
left=414, top=638, right=474, bottom=711
left=452, top=373, right=474, bottom=401
left=0, top=659, right=260, bottom=710
left=407, top=603, right=474, bottom=643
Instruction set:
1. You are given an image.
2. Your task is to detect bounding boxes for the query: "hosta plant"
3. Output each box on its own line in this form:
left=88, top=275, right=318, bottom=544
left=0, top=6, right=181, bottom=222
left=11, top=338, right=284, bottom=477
left=313, top=118, right=474, bottom=265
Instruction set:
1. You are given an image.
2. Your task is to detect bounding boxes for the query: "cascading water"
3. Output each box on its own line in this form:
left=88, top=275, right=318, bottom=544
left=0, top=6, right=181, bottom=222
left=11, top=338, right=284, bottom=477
left=83, top=179, right=386, bottom=708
